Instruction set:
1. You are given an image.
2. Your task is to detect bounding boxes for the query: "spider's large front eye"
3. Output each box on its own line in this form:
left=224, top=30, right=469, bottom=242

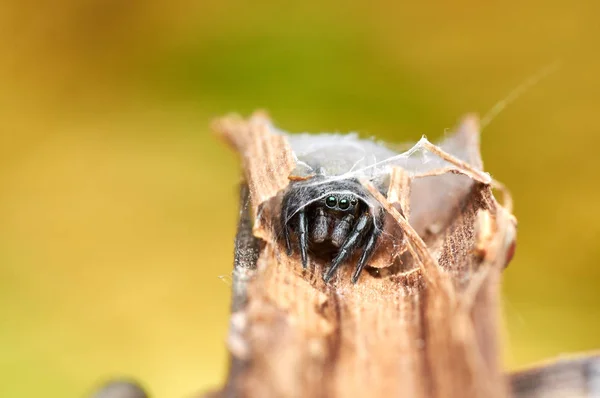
left=326, top=196, right=337, bottom=208
left=338, top=198, right=350, bottom=210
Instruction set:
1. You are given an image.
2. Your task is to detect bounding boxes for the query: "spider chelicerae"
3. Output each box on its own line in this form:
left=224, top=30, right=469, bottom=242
left=280, top=176, right=386, bottom=284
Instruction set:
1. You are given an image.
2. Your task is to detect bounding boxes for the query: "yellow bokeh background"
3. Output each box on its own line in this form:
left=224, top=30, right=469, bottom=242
left=1, top=1, right=599, bottom=396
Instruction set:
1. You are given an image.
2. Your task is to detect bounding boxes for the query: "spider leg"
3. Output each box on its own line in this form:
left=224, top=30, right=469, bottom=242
left=297, top=209, right=309, bottom=269
left=351, top=209, right=384, bottom=283
left=283, top=224, right=292, bottom=256
left=283, top=222, right=293, bottom=255
left=281, top=192, right=294, bottom=256
left=323, top=212, right=372, bottom=282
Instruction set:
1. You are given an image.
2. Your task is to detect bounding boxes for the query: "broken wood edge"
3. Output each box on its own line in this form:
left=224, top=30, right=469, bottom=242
left=219, top=183, right=260, bottom=398
left=363, top=179, right=448, bottom=292
left=419, top=139, right=514, bottom=215
left=211, top=112, right=296, bottom=231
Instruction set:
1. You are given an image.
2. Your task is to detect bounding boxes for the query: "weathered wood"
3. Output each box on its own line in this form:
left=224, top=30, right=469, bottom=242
left=220, top=183, right=260, bottom=398
left=509, top=354, right=600, bottom=398
left=85, top=119, right=599, bottom=398
left=210, top=112, right=517, bottom=398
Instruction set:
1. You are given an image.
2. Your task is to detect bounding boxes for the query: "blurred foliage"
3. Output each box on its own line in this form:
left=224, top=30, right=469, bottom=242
left=0, top=0, right=599, bottom=397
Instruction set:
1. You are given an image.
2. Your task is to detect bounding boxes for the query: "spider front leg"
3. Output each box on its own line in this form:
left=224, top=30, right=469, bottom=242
left=282, top=209, right=309, bottom=268
left=351, top=209, right=384, bottom=283
left=281, top=192, right=309, bottom=268
left=296, top=209, right=309, bottom=269
left=323, top=211, right=373, bottom=283
left=283, top=221, right=293, bottom=255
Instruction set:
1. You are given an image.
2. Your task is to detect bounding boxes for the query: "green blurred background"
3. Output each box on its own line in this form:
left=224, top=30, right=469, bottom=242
left=1, top=1, right=599, bottom=396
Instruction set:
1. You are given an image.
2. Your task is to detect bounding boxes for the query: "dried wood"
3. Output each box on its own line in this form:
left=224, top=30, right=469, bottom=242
left=210, top=112, right=517, bottom=398
left=85, top=116, right=599, bottom=398
left=509, top=354, right=600, bottom=398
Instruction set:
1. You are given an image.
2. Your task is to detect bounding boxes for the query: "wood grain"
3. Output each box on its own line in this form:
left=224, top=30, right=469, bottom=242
left=210, top=113, right=517, bottom=398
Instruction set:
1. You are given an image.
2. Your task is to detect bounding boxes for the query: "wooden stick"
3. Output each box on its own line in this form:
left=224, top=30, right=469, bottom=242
left=206, top=113, right=521, bottom=398
left=92, top=114, right=600, bottom=398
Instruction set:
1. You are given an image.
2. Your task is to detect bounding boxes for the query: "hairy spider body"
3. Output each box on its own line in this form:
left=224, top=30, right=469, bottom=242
left=281, top=178, right=385, bottom=283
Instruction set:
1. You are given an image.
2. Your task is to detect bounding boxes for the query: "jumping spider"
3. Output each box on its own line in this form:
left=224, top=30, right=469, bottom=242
left=281, top=177, right=385, bottom=283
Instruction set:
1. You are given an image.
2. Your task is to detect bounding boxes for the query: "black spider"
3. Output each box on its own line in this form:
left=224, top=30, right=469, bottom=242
left=281, top=177, right=385, bottom=283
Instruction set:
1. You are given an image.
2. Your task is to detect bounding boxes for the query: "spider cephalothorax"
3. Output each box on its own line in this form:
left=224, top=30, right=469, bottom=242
left=281, top=177, right=385, bottom=283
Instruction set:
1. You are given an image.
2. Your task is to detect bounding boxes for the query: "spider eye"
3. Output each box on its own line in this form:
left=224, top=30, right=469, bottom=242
left=325, top=196, right=337, bottom=208
left=338, top=198, right=350, bottom=210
